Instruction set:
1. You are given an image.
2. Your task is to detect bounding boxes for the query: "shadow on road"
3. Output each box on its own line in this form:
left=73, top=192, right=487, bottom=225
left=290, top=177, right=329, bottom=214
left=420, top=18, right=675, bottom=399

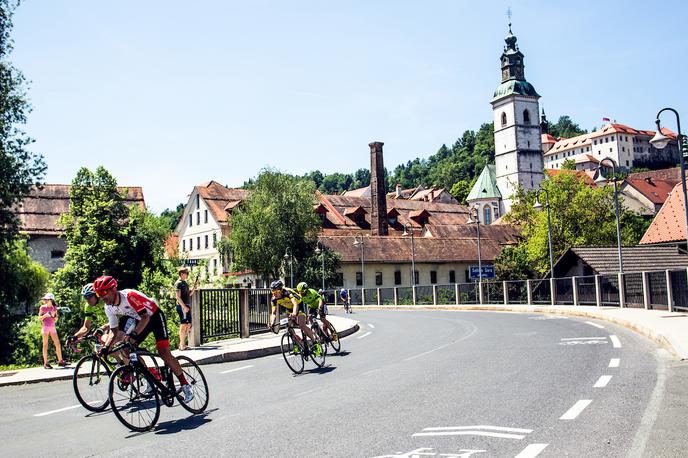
left=304, top=366, right=337, bottom=375
left=328, top=350, right=351, bottom=357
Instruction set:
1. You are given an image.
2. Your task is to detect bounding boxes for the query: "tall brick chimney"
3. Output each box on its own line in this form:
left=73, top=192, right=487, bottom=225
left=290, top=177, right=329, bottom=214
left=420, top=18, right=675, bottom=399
left=369, top=141, right=388, bottom=236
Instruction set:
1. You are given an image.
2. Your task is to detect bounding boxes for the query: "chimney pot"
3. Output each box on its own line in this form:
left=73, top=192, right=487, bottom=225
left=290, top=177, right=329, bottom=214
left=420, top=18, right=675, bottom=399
left=396, top=183, right=401, bottom=198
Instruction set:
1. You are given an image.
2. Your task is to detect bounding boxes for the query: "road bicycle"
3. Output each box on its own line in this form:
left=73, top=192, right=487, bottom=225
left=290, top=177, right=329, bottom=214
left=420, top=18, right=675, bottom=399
left=342, top=298, right=352, bottom=314
left=71, top=332, right=120, bottom=412
left=107, top=342, right=209, bottom=432
left=307, top=313, right=341, bottom=354
left=278, top=316, right=325, bottom=374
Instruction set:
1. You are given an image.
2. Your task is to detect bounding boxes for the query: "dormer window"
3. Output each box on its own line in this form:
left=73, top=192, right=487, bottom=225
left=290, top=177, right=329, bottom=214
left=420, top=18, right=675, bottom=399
left=409, top=209, right=430, bottom=226
left=343, top=206, right=368, bottom=227
left=387, top=208, right=400, bottom=227
left=313, top=203, right=329, bottom=224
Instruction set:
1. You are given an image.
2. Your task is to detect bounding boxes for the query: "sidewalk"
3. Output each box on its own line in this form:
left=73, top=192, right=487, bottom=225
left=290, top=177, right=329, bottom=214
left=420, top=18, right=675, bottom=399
left=0, top=315, right=360, bottom=387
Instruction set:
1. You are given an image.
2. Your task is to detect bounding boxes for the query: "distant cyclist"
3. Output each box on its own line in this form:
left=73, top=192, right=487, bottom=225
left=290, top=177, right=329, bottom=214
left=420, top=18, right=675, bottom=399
left=268, top=280, right=318, bottom=346
left=339, top=289, right=352, bottom=313
left=296, top=282, right=332, bottom=340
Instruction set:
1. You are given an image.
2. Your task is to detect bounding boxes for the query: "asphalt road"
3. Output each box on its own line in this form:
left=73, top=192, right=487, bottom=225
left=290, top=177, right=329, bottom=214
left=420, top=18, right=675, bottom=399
left=1, top=310, right=686, bottom=458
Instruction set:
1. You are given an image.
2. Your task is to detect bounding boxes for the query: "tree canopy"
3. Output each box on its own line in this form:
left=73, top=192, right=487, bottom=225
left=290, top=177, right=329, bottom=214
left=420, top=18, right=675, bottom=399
left=547, top=115, right=588, bottom=139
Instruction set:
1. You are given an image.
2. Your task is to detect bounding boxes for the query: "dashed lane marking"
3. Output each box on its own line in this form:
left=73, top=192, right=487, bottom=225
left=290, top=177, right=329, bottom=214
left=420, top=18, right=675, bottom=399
left=584, top=321, right=605, bottom=329
left=34, top=404, right=84, bottom=417
left=609, top=358, right=620, bottom=368
left=368, top=323, right=375, bottom=329
left=560, top=337, right=607, bottom=340
left=413, top=425, right=533, bottom=440
left=220, top=365, right=254, bottom=374
left=514, top=443, right=549, bottom=458
left=560, top=400, right=592, bottom=420
left=610, top=335, right=622, bottom=348
left=594, top=375, right=612, bottom=388
left=357, top=331, right=372, bottom=339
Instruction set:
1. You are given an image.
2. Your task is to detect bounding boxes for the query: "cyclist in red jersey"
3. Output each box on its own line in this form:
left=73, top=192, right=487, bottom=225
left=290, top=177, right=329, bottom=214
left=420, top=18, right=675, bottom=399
left=93, top=275, right=194, bottom=403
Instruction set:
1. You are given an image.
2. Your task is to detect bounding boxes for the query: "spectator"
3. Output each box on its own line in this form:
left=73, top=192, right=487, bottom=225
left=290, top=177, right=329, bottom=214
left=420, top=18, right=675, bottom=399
left=175, top=267, right=197, bottom=351
left=39, top=293, right=66, bottom=368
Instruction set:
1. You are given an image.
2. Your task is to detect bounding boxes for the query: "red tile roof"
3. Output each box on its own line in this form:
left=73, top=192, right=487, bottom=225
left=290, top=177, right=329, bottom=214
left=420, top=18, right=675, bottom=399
left=625, top=178, right=676, bottom=205
left=640, top=182, right=688, bottom=244
left=544, top=169, right=596, bottom=186
left=574, top=154, right=599, bottom=164
left=627, top=167, right=681, bottom=183
left=541, top=133, right=558, bottom=144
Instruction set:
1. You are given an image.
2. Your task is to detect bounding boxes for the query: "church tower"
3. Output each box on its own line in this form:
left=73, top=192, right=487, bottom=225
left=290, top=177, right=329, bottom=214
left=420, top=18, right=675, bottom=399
left=491, top=24, right=544, bottom=213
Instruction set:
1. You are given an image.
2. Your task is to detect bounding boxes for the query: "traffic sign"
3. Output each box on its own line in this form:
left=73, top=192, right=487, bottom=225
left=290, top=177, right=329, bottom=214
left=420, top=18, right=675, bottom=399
left=469, top=265, right=495, bottom=279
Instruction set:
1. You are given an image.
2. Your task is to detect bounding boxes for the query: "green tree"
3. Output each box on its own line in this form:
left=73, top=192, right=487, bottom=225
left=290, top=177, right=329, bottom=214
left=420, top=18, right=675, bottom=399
left=449, top=179, right=475, bottom=205
left=160, top=203, right=185, bottom=231
left=561, top=159, right=576, bottom=170
left=297, top=248, right=342, bottom=290
left=548, top=115, right=587, bottom=139
left=230, top=169, right=322, bottom=281
left=494, top=245, right=533, bottom=281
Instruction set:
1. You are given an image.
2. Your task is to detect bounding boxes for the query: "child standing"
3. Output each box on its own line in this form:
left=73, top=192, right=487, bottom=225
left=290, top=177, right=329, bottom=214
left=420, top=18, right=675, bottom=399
left=39, top=293, right=66, bottom=369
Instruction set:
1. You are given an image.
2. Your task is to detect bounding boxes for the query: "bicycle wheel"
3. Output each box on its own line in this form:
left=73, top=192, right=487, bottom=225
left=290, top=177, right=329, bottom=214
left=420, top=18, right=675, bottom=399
left=307, top=336, right=326, bottom=368
left=281, top=332, right=305, bottom=374
left=73, top=354, right=112, bottom=412
left=108, top=365, right=160, bottom=432
left=326, top=322, right=341, bottom=353
left=172, top=356, right=210, bottom=414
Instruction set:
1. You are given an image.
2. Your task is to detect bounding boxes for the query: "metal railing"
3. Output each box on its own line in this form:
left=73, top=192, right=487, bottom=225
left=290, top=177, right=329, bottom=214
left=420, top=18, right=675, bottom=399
left=198, top=289, right=240, bottom=343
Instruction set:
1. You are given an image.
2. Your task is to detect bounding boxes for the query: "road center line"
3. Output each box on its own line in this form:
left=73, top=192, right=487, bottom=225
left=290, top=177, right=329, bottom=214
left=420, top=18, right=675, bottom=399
left=584, top=321, right=605, bottom=329
left=357, top=331, right=372, bottom=339
left=412, top=430, right=526, bottom=440
left=610, top=335, right=622, bottom=348
left=560, top=337, right=607, bottom=340
left=609, top=358, right=620, bottom=368
left=34, top=404, right=83, bottom=417
left=594, top=375, right=613, bottom=388
left=220, top=365, right=254, bottom=374
left=404, top=343, right=452, bottom=361
left=423, top=425, right=533, bottom=433
left=514, top=443, right=549, bottom=458
left=560, top=400, right=592, bottom=420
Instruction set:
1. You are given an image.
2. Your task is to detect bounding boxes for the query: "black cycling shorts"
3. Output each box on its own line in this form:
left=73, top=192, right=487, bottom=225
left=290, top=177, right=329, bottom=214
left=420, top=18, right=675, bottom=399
left=132, top=309, right=170, bottom=350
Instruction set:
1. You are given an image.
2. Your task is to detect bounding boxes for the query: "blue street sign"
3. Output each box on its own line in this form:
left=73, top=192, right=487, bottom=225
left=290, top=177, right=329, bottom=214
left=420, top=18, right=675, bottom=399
left=469, top=265, right=495, bottom=280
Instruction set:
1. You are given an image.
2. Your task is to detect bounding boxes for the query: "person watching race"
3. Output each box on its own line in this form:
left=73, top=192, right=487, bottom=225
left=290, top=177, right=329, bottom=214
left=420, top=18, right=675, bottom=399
left=92, top=275, right=194, bottom=403
left=296, top=282, right=332, bottom=341
left=268, top=280, right=318, bottom=348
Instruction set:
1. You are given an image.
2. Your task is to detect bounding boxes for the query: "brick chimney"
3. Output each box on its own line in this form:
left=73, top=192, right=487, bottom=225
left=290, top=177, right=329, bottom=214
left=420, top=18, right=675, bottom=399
left=369, top=141, right=388, bottom=236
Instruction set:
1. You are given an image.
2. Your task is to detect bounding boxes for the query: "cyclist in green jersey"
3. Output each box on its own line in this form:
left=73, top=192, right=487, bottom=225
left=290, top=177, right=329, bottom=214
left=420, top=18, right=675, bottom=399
left=268, top=280, right=317, bottom=344
left=295, top=282, right=332, bottom=340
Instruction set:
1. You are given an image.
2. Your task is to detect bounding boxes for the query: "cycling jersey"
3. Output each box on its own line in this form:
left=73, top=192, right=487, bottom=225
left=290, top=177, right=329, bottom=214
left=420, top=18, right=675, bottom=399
left=270, top=287, right=302, bottom=311
left=300, top=288, right=322, bottom=310
left=104, top=289, right=159, bottom=329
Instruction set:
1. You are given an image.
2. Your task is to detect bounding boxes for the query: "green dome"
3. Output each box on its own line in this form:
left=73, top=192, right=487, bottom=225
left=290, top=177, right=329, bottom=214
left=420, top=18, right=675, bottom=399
left=492, top=80, right=539, bottom=101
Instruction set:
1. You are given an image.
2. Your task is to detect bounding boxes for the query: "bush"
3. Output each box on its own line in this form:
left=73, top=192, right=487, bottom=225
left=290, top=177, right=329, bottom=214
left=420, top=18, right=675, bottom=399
left=11, top=316, right=44, bottom=366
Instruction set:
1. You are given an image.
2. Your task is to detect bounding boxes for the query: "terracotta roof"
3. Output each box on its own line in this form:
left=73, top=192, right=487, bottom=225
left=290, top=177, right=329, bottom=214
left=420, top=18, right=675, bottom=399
left=424, top=224, right=520, bottom=245
left=546, top=132, right=593, bottom=155
left=627, top=167, right=681, bottom=184
left=562, top=246, right=688, bottom=275
left=164, top=234, right=179, bottom=258
left=574, top=154, right=599, bottom=164
left=17, top=184, right=145, bottom=235
left=318, top=235, right=503, bottom=263
left=342, top=187, right=370, bottom=197
left=541, top=133, right=558, bottom=144
left=195, top=181, right=248, bottom=224
left=640, top=182, right=688, bottom=244
left=625, top=178, right=676, bottom=205
left=544, top=169, right=596, bottom=186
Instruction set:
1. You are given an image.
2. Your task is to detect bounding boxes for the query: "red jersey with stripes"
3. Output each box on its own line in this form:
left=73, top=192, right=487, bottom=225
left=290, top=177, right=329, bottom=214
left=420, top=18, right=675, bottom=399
left=104, top=289, right=159, bottom=328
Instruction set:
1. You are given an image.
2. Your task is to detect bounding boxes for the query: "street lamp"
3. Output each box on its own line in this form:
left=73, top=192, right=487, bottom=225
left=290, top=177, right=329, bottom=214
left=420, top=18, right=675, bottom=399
left=534, top=188, right=555, bottom=278
left=466, top=205, right=482, bottom=283
left=353, top=235, right=365, bottom=289
left=595, top=157, right=624, bottom=273
left=283, top=248, right=293, bottom=288
left=402, top=223, right=417, bottom=286
left=650, top=108, right=688, bottom=249
left=315, top=241, right=326, bottom=292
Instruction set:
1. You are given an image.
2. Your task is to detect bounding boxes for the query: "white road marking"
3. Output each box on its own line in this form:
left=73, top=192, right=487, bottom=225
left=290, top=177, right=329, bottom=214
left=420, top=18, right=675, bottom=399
left=220, top=365, right=253, bottom=374
left=34, top=404, right=85, bottom=417
left=413, top=425, right=532, bottom=440
left=560, top=337, right=607, bottom=341
left=594, top=375, right=612, bottom=388
left=423, top=426, right=533, bottom=433
left=560, top=400, right=592, bottom=420
left=609, top=358, right=620, bottom=368
left=412, top=431, right=526, bottom=440
left=368, top=323, right=375, bottom=329
left=404, top=343, right=452, bottom=362
left=514, top=443, right=549, bottom=458
left=584, top=321, right=605, bottom=329
left=610, top=335, right=622, bottom=348
left=357, top=331, right=372, bottom=339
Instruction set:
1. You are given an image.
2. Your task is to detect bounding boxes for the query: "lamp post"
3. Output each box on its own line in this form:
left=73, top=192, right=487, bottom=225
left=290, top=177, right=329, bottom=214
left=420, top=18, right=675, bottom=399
left=283, top=248, right=293, bottom=288
left=315, top=241, right=326, bottom=291
left=402, top=223, right=417, bottom=286
left=533, top=187, right=555, bottom=278
left=466, top=205, right=482, bottom=283
left=353, top=235, right=365, bottom=289
left=595, top=157, right=624, bottom=273
left=650, top=108, right=688, bottom=249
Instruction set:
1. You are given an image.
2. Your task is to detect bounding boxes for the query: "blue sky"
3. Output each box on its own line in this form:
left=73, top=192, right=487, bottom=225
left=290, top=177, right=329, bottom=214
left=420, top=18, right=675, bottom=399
left=10, top=1, right=688, bottom=212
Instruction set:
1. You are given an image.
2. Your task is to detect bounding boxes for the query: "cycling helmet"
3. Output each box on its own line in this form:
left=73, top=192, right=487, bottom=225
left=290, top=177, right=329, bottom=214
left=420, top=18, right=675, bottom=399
left=93, top=275, right=117, bottom=296
left=270, top=280, right=283, bottom=290
left=317, top=289, right=324, bottom=295
left=296, top=282, right=308, bottom=293
left=81, top=283, right=96, bottom=298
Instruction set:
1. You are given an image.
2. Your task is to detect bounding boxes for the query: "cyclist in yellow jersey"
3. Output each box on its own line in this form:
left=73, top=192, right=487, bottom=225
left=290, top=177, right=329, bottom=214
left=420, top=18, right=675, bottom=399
left=268, top=280, right=317, bottom=344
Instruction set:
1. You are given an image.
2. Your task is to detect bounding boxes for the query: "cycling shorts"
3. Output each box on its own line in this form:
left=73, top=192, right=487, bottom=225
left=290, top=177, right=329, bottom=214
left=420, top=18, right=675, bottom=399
left=132, top=309, right=170, bottom=350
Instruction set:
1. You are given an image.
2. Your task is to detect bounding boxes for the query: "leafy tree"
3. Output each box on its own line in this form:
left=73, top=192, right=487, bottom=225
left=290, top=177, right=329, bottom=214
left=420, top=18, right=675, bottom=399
left=449, top=179, right=475, bottom=205
left=561, top=159, right=576, bottom=170
left=229, top=169, right=322, bottom=281
left=160, top=203, right=185, bottom=231
left=297, top=247, right=342, bottom=290
left=494, top=245, right=533, bottom=281
left=548, top=115, right=587, bottom=139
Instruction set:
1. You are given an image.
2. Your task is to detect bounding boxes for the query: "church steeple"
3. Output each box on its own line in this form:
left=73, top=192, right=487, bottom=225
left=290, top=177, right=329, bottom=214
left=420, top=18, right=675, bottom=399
left=540, top=108, right=549, bottom=134
left=500, top=24, right=526, bottom=83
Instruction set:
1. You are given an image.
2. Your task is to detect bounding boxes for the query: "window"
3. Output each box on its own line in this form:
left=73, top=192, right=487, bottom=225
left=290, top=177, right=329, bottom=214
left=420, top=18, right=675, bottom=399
left=501, top=112, right=507, bottom=127
left=196, top=212, right=200, bottom=225
left=196, top=194, right=200, bottom=209
left=449, top=270, right=456, bottom=283
left=213, top=233, right=217, bottom=247
left=182, top=240, right=186, bottom=251
left=213, top=258, right=218, bottom=275
left=388, top=215, right=398, bottom=226
left=375, top=272, right=383, bottom=286
left=394, top=271, right=402, bottom=285
left=189, top=214, right=192, bottom=227
left=205, top=235, right=209, bottom=249
left=335, top=273, right=344, bottom=287
left=414, top=271, right=419, bottom=285
left=523, top=109, right=531, bottom=125
left=204, top=210, right=208, bottom=223
left=622, top=147, right=625, bottom=152
left=356, top=272, right=362, bottom=286
left=483, top=206, right=492, bottom=225
left=626, top=160, right=629, bottom=166
left=189, top=238, right=193, bottom=251
left=197, top=237, right=201, bottom=251
left=430, top=271, right=437, bottom=284
left=50, top=250, right=64, bottom=259
left=610, top=148, right=612, bottom=153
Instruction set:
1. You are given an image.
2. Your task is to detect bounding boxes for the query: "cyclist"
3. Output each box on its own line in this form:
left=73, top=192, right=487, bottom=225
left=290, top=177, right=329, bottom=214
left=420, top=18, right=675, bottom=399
left=296, top=282, right=333, bottom=341
left=339, top=288, right=352, bottom=313
left=268, top=280, right=318, bottom=348
left=93, top=275, right=194, bottom=403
